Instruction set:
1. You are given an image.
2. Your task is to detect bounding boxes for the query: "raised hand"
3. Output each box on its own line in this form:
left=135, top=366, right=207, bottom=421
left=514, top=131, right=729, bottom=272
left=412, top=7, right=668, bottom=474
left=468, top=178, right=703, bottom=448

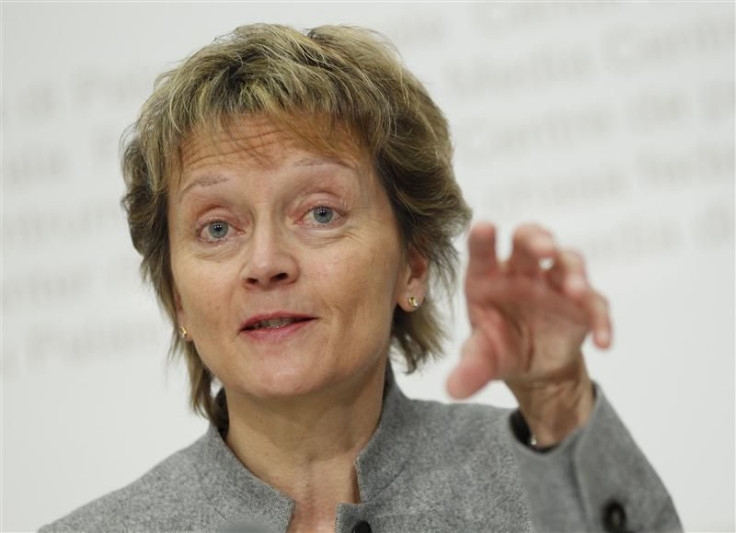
left=446, top=222, right=612, bottom=445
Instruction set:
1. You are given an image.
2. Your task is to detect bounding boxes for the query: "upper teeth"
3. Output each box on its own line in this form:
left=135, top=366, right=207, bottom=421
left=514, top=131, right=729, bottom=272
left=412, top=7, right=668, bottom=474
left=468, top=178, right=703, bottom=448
left=248, top=318, right=302, bottom=330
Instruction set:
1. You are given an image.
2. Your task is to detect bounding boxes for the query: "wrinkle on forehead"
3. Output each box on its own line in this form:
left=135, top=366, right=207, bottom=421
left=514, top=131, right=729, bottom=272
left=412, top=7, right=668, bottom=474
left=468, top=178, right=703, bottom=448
left=173, top=114, right=368, bottom=191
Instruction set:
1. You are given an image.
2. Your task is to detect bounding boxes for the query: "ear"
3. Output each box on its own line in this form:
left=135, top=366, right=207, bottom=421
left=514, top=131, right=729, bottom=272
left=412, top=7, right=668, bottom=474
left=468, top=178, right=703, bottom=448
left=172, top=287, right=193, bottom=342
left=173, top=286, right=188, bottom=327
left=397, top=248, right=429, bottom=312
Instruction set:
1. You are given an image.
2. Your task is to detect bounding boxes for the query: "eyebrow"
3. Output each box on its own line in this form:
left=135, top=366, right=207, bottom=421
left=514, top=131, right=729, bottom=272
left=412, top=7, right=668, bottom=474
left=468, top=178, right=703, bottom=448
left=178, top=157, right=356, bottom=198
left=293, top=156, right=354, bottom=169
left=179, top=174, right=230, bottom=198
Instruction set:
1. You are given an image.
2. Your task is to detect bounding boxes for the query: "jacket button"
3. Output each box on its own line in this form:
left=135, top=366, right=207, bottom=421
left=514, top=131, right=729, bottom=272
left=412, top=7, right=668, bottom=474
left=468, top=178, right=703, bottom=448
left=352, top=520, right=372, bottom=533
left=602, top=500, right=628, bottom=533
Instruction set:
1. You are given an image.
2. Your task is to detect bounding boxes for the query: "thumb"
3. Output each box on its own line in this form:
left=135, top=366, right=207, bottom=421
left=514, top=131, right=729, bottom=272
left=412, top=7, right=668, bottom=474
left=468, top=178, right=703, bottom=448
left=446, top=334, right=497, bottom=399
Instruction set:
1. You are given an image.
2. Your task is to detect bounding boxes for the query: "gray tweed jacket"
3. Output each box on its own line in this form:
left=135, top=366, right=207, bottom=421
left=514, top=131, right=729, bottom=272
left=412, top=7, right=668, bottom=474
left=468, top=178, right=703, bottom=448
left=40, top=366, right=682, bottom=532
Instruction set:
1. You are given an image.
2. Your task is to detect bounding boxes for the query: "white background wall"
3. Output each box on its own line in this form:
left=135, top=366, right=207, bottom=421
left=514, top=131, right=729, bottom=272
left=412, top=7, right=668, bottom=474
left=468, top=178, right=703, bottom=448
left=2, top=2, right=733, bottom=531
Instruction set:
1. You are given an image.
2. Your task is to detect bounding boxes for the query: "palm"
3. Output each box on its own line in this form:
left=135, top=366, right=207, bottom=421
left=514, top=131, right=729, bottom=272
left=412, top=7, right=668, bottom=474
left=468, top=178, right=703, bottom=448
left=466, top=273, right=588, bottom=381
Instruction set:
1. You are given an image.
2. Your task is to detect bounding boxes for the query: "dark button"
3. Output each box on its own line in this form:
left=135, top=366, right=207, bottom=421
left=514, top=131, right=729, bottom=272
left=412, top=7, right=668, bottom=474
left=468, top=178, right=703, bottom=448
left=602, top=500, right=629, bottom=533
left=352, top=520, right=372, bottom=533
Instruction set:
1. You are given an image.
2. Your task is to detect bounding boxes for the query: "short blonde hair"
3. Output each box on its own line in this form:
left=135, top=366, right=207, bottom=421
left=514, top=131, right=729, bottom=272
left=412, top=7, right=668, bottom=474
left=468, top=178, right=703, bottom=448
left=121, top=24, right=471, bottom=428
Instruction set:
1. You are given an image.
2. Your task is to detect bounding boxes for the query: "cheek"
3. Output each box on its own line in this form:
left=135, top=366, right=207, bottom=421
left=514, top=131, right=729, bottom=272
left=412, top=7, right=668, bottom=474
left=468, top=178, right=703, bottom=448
left=172, top=251, right=237, bottom=327
left=312, top=235, right=403, bottom=329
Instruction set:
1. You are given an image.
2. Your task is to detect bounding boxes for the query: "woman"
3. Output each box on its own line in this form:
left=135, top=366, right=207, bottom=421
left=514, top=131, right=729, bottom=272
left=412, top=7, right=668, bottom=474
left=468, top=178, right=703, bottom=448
left=42, top=24, right=681, bottom=533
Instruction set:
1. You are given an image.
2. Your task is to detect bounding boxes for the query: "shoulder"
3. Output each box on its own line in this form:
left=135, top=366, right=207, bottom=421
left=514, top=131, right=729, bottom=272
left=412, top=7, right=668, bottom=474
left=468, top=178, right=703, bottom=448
left=39, top=432, right=217, bottom=532
left=402, top=396, right=520, bottom=475
left=410, top=396, right=512, bottom=445
left=380, top=396, right=532, bottom=529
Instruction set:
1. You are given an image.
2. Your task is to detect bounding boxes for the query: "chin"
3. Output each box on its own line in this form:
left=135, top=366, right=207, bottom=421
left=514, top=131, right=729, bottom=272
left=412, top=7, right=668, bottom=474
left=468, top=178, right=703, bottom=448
left=237, top=360, right=337, bottom=400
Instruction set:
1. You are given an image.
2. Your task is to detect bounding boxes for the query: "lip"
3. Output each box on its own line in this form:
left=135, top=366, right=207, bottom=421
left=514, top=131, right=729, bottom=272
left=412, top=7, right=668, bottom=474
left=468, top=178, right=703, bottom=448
left=240, top=312, right=316, bottom=341
left=242, top=312, right=315, bottom=330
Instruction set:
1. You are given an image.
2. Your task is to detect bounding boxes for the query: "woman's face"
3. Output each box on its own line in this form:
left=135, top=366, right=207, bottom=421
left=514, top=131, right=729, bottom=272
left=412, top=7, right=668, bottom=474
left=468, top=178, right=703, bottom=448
left=168, top=116, right=427, bottom=400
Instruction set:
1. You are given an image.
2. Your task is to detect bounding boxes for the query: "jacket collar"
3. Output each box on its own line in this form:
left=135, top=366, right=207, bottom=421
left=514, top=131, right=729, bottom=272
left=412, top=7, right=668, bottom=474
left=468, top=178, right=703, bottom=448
left=194, top=362, right=416, bottom=526
left=194, top=419, right=294, bottom=530
left=353, top=362, right=417, bottom=501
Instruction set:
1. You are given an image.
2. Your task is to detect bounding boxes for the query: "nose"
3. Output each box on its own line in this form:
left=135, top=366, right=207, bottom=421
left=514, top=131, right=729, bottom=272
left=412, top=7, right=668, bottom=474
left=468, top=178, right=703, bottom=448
left=240, top=222, right=299, bottom=289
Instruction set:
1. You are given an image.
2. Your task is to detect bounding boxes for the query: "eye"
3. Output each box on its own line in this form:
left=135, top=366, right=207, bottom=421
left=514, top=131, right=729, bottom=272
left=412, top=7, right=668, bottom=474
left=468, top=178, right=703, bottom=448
left=204, top=220, right=229, bottom=240
left=309, top=206, right=335, bottom=225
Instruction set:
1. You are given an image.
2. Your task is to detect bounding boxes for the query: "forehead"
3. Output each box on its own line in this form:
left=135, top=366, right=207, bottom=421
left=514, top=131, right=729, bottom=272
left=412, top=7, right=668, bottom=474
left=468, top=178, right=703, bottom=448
left=176, top=115, right=367, bottom=185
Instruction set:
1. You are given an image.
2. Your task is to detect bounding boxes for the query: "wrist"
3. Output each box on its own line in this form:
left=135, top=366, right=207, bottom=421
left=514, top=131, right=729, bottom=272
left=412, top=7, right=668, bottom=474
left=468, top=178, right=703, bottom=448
left=508, top=363, right=595, bottom=447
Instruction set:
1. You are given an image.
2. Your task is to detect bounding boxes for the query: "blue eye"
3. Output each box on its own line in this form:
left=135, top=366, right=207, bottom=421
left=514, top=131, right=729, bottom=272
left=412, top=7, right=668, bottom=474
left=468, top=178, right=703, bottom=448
left=206, top=221, right=229, bottom=239
left=311, top=206, right=335, bottom=224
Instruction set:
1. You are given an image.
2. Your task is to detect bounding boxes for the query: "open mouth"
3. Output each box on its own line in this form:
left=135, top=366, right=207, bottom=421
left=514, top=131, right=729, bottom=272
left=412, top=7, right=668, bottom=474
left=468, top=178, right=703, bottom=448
left=243, top=317, right=312, bottom=331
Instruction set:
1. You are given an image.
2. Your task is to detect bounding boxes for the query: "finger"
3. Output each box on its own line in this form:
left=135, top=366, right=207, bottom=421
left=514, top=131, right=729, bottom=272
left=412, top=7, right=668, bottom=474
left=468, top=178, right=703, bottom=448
left=546, top=249, right=588, bottom=297
left=446, top=334, right=497, bottom=399
left=584, top=291, right=613, bottom=349
left=508, top=224, right=556, bottom=277
left=466, top=222, right=498, bottom=280
left=547, top=251, right=612, bottom=347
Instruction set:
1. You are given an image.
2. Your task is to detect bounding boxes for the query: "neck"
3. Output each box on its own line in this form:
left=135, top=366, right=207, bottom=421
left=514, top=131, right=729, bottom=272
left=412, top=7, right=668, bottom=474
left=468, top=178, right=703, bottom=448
left=224, top=358, right=388, bottom=532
